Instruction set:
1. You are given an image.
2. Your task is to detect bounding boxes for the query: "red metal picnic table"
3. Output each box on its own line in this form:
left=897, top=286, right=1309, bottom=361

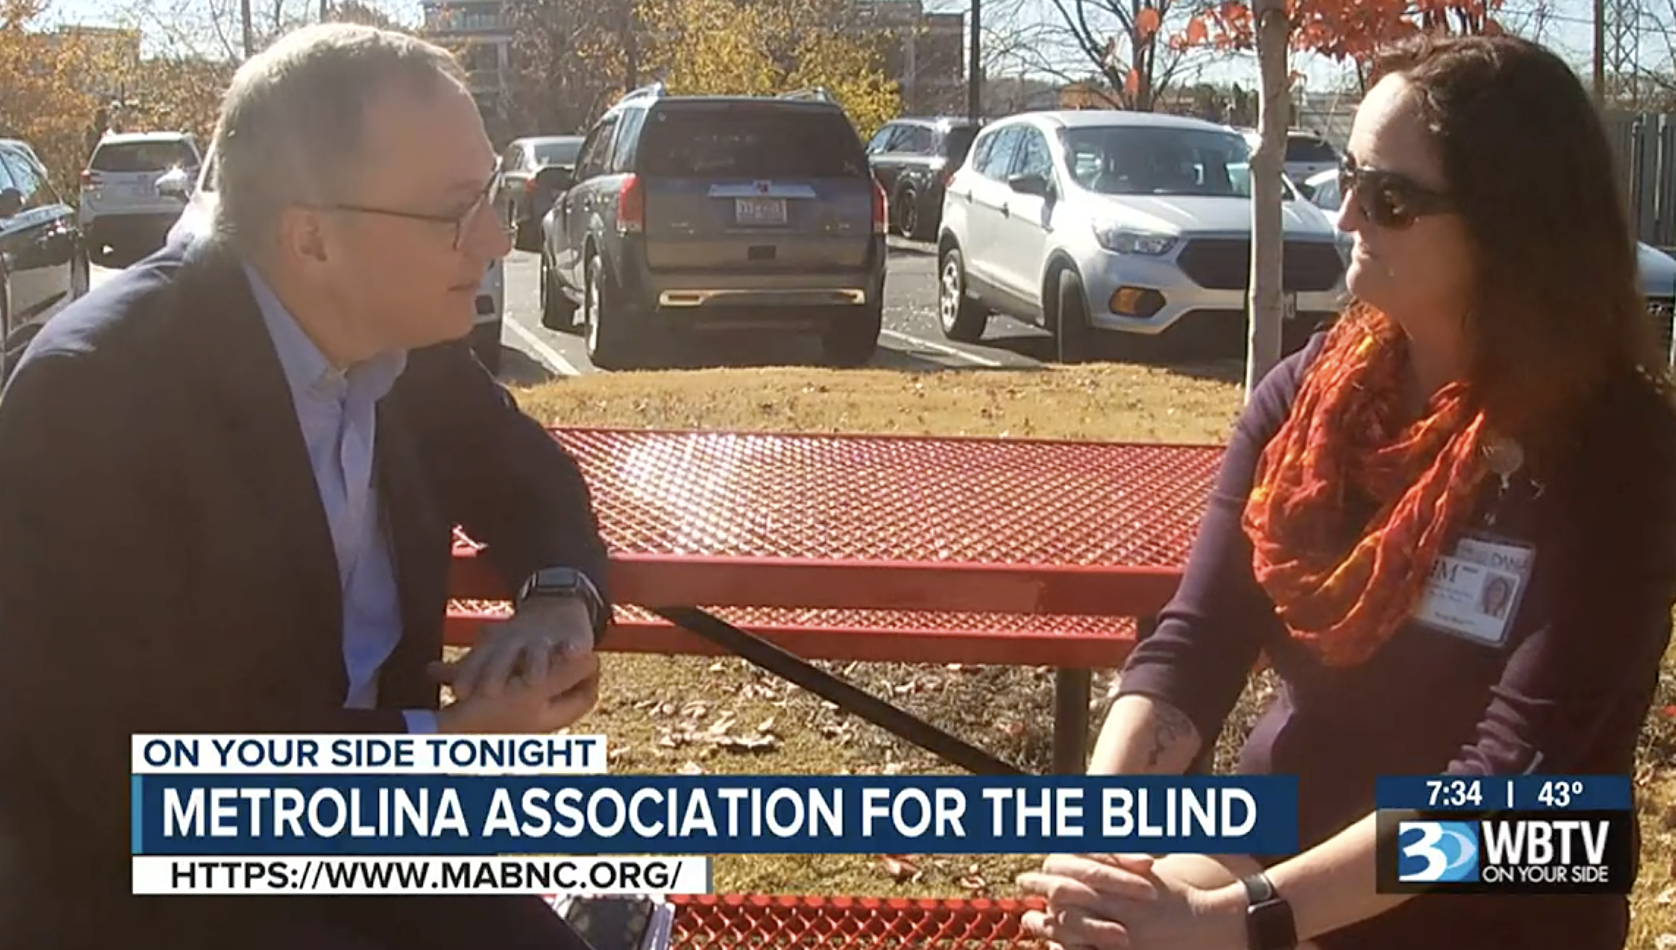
left=449, top=426, right=1223, bottom=775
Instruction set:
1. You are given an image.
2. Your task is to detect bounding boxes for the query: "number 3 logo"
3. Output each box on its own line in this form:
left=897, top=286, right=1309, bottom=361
left=1396, top=821, right=1478, bottom=883
left=1401, top=823, right=1448, bottom=881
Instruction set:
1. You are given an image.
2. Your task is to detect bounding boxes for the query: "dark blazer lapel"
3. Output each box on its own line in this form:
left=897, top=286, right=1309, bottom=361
left=372, top=396, right=449, bottom=710
left=172, top=238, right=347, bottom=695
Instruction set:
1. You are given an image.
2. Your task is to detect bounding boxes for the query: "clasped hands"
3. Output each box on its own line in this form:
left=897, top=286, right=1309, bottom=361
left=1017, top=853, right=1250, bottom=950
left=428, top=595, right=600, bottom=733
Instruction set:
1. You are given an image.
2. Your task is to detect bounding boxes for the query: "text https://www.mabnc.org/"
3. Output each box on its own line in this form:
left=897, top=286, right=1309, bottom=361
left=131, top=856, right=714, bottom=895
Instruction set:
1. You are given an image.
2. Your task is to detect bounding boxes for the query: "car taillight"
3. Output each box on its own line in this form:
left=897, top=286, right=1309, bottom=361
left=871, top=179, right=887, bottom=235
left=80, top=169, right=98, bottom=190
left=617, top=174, right=643, bottom=234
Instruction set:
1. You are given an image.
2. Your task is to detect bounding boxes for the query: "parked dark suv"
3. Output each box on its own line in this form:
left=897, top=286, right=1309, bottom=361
left=1, top=138, right=91, bottom=378
left=537, top=84, right=888, bottom=370
left=866, top=116, right=979, bottom=241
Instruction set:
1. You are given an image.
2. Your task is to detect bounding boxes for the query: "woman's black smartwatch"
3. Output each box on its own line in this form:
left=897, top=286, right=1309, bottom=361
left=517, top=566, right=607, bottom=640
left=1241, top=871, right=1297, bottom=950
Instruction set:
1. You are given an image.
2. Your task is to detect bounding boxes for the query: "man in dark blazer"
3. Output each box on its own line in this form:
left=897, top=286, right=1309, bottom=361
left=0, top=24, right=611, bottom=950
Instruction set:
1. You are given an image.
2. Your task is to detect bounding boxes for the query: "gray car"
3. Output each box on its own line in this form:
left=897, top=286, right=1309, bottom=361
left=537, top=84, right=889, bottom=370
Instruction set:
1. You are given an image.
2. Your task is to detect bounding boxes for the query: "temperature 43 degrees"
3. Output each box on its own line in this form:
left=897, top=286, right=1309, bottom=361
left=1537, top=780, right=1586, bottom=810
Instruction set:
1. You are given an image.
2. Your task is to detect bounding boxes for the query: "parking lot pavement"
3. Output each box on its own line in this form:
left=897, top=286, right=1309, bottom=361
left=94, top=239, right=1058, bottom=381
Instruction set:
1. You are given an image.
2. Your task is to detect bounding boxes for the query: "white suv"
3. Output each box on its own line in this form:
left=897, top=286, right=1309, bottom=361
left=163, top=153, right=508, bottom=374
left=80, top=131, right=203, bottom=261
left=937, top=110, right=1346, bottom=361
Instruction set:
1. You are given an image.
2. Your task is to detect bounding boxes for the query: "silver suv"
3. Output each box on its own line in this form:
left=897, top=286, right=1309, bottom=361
left=937, top=110, right=1346, bottom=361
left=80, top=131, right=203, bottom=261
left=537, top=84, right=888, bottom=370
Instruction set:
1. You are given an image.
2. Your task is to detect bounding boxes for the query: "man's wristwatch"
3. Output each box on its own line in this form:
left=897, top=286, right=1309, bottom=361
left=1241, top=871, right=1297, bottom=950
left=517, top=566, right=607, bottom=640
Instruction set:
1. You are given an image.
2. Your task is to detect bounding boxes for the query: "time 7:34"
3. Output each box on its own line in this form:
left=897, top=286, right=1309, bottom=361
left=1426, top=779, right=1485, bottom=807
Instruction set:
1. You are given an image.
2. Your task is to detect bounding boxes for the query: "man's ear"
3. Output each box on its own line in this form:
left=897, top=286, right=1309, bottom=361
left=274, top=205, right=331, bottom=266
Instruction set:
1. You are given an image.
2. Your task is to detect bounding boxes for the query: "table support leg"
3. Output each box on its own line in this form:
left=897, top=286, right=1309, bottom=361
left=651, top=605, right=1027, bottom=776
left=1051, top=668, right=1091, bottom=775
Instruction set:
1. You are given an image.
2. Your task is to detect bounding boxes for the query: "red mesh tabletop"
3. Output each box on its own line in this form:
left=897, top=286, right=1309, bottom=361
left=452, top=428, right=1223, bottom=619
left=665, top=894, right=1048, bottom=949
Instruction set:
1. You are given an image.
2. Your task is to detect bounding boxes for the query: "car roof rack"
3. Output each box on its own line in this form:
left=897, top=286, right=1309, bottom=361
left=777, top=87, right=837, bottom=103
left=617, top=82, right=666, bottom=106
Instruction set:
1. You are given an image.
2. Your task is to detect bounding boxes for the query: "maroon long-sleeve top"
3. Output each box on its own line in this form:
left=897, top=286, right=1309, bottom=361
left=1115, top=335, right=1676, bottom=949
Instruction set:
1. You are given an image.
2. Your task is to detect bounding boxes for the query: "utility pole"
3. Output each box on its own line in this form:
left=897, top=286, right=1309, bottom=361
left=241, top=0, right=254, bottom=58
left=320, top=0, right=330, bottom=21
left=967, top=0, right=981, bottom=121
left=1593, top=0, right=1605, bottom=106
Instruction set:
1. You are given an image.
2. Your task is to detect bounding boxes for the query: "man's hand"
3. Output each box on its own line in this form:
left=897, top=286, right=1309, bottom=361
left=430, top=595, right=595, bottom=702
left=432, top=649, right=601, bottom=734
left=1017, top=853, right=1246, bottom=950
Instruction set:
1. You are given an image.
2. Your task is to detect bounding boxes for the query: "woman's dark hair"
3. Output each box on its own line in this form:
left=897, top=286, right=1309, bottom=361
left=1367, top=33, right=1672, bottom=449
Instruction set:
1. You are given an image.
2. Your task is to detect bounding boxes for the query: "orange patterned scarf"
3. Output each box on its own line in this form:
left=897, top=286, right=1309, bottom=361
left=1242, top=310, right=1491, bottom=667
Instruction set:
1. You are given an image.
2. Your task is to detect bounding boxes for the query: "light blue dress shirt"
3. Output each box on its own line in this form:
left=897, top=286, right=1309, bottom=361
left=245, top=265, right=437, bottom=733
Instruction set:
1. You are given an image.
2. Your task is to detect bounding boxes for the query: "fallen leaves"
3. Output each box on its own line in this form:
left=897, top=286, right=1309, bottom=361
left=643, top=696, right=785, bottom=755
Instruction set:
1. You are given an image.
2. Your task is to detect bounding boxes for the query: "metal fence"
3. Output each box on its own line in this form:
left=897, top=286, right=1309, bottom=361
left=1603, top=111, right=1676, bottom=367
left=1606, top=111, right=1676, bottom=249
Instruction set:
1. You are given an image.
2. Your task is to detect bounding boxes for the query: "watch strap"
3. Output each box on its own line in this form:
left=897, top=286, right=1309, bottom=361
left=1240, top=871, right=1297, bottom=950
left=518, top=567, right=607, bottom=640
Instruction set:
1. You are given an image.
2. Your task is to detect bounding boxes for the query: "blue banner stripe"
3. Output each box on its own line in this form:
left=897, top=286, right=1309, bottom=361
left=133, top=775, right=1299, bottom=857
left=131, top=775, right=143, bottom=856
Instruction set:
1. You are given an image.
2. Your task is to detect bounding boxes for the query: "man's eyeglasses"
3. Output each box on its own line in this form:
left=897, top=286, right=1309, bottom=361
left=308, top=159, right=510, bottom=250
left=1337, top=157, right=1453, bottom=230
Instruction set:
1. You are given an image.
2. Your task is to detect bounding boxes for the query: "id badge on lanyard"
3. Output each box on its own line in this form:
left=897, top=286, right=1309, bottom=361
left=1411, top=530, right=1536, bottom=648
left=1410, top=434, right=1538, bottom=648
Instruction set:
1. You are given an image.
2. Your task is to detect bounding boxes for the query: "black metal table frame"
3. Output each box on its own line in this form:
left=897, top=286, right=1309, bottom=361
left=651, top=607, right=1164, bottom=776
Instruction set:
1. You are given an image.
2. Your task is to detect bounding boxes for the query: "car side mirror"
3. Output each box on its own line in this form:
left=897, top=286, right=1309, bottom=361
left=1008, top=173, right=1052, bottom=198
left=0, top=188, right=21, bottom=218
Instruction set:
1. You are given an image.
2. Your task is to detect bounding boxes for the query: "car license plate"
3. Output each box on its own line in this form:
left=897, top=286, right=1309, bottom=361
left=735, top=197, right=786, bottom=226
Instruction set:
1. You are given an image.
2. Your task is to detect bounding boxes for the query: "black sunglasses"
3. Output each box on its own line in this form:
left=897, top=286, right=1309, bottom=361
left=308, top=159, right=509, bottom=250
left=1338, top=157, right=1453, bottom=229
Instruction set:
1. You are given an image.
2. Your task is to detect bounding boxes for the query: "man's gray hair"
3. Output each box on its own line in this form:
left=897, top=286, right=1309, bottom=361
left=210, top=23, right=467, bottom=254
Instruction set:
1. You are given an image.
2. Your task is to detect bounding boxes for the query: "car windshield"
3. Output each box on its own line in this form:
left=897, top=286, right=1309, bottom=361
left=534, top=140, right=582, bottom=165
left=1062, top=126, right=1288, bottom=198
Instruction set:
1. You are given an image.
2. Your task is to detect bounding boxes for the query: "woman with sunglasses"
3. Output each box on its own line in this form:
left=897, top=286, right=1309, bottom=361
left=1019, top=31, right=1676, bottom=950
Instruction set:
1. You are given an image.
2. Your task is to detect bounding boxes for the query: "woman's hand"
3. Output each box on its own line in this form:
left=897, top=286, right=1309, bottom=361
left=1018, top=853, right=1246, bottom=950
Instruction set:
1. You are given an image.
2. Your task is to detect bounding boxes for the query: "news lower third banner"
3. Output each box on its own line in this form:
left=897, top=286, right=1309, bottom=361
left=131, top=734, right=1300, bottom=895
left=1374, top=774, right=1636, bottom=895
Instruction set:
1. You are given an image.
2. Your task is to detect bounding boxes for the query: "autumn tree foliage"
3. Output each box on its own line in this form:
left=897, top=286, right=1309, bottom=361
left=639, top=0, right=902, bottom=138
left=1045, top=0, right=1194, bottom=112
left=499, top=0, right=631, bottom=137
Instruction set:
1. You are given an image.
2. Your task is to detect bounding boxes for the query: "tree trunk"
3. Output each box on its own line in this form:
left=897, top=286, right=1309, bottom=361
left=1244, top=0, right=1289, bottom=401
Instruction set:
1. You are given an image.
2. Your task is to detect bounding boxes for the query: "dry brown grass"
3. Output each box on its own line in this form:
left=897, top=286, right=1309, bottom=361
left=490, top=360, right=1676, bottom=942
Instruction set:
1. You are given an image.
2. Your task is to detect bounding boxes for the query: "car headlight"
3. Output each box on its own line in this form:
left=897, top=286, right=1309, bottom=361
left=1092, top=223, right=1177, bottom=256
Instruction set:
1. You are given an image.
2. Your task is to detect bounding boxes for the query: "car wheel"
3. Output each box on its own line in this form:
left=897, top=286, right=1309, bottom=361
left=895, top=185, right=919, bottom=239
left=937, top=248, right=987, bottom=342
left=1054, top=268, right=1096, bottom=364
left=584, top=250, right=637, bottom=370
left=70, top=246, right=91, bottom=298
left=540, top=253, right=579, bottom=333
left=821, top=301, right=882, bottom=368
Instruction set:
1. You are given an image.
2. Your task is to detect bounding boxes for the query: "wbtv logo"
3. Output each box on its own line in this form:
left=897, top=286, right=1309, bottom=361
left=1397, top=820, right=1479, bottom=882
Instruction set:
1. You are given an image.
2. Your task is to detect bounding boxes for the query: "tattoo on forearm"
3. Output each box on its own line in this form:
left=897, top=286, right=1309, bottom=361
left=1143, top=702, right=1200, bottom=771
